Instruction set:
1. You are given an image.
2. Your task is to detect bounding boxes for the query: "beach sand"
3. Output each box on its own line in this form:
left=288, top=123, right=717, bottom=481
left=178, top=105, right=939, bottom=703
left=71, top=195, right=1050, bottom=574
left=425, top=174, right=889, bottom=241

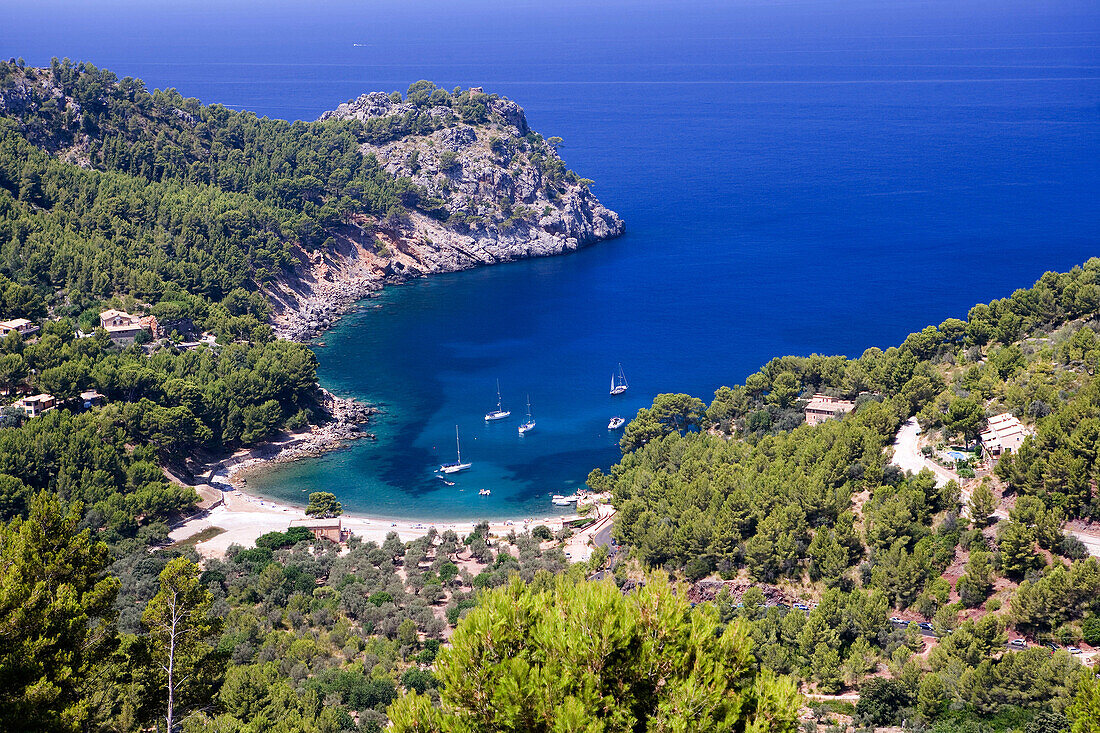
left=167, top=486, right=574, bottom=558
left=168, top=445, right=613, bottom=559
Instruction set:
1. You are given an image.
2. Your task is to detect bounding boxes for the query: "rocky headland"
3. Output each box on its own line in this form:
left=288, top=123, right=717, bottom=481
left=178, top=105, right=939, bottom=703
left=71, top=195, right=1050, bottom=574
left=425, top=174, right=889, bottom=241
left=269, top=85, right=624, bottom=340
left=0, top=67, right=623, bottom=341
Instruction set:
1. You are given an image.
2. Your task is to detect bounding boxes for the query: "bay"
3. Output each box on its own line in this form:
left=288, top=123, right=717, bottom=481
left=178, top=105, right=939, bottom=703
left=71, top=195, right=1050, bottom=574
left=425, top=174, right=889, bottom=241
left=4, top=0, right=1097, bottom=518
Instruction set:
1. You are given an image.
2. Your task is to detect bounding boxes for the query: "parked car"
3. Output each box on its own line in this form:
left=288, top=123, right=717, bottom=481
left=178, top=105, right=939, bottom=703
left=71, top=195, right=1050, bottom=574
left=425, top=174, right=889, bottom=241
left=918, top=622, right=934, bottom=631
left=1068, top=646, right=1082, bottom=654
left=1009, top=639, right=1027, bottom=648
left=890, top=616, right=906, bottom=625
left=793, top=603, right=810, bottom=611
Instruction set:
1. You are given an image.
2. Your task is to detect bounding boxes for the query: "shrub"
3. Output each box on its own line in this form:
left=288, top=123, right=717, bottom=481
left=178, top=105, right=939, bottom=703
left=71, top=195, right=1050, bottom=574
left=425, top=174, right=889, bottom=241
left=285, top=409, right=310, bottom=431
left=438, top=562, right=458, bottom=583
left=856, top=678, right=912, bottom=726
left=401, top=667, right=437, bottom=694
left=684, top=556, right=713, bottom=581
left=255, top=526, right=313, bottom=550
left=1082, top=614, right=1100, bottom=646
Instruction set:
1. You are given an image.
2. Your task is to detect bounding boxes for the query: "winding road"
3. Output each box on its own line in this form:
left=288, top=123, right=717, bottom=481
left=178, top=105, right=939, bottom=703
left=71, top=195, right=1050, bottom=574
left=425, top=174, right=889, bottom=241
left=890, top=418, right=1100, bottom=558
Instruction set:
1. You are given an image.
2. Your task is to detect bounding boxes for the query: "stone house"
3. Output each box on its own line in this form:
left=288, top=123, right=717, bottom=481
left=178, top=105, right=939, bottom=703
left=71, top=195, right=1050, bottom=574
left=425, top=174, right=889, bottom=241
left=80, top=390, right=107, bottom=409
left=0, top=318, right=39, bottom=338
left=13, top=393, right=56, bottom=418
left=99, top=309, right=157, bottom=344
left=804, top=394, right=856, bottom=426
left=293, top=519, right=349, bottom=544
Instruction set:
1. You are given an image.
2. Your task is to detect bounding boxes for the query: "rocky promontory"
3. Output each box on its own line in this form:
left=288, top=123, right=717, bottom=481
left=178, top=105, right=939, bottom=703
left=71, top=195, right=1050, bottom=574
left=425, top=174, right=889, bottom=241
left=271, top=83, right=624, bottom=340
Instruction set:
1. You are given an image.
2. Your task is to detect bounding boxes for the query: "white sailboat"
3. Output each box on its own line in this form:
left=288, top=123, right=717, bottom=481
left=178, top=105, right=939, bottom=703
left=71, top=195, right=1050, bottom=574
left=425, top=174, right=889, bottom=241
left=608, top=416, right=626, bottom=430
left=610, top=363, right=629, bottom=395
left=484, top=379, right=511, bottom=421
left=518, top=394, right=535, bottom=434
left=439, top=425, right=472, bottom=474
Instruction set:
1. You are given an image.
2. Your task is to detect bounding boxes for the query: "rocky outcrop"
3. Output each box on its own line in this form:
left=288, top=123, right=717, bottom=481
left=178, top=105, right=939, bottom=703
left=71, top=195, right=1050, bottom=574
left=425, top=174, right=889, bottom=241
left=272, top=86, right=624, bottom=340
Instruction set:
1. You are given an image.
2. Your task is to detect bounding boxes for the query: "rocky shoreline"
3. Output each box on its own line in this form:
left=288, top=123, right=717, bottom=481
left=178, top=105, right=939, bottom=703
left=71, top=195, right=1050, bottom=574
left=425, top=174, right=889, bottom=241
left=269, top=86, right=624, bottom=343
left=201, top=389, right=377, bottom=489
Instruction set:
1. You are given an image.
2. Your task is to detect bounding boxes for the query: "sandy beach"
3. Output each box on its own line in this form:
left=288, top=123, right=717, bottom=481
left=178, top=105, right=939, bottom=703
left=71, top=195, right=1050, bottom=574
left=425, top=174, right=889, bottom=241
left=168, top=454, right=611, bottom=558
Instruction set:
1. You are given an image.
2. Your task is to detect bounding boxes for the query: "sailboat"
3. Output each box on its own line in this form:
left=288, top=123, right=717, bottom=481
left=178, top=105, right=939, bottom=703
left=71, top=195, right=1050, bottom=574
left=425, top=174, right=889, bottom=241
left=484, top=379, right=511, bottom=421
left=439, top=425, right=472, bottom=474
left=518, top=394, right=535, bottom=435
left=610, top=363, right=629, bottom=395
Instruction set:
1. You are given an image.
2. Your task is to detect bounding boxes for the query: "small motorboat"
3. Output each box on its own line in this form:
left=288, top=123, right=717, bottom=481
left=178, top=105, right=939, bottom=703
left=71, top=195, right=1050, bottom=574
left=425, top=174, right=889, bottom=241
left=485, top=379, right=511, bottom=421
left=608, top=416, right=626, bottom=430
left=552, top=494, right=578, bottom=506
left=479, top=489, right=491, bottom=496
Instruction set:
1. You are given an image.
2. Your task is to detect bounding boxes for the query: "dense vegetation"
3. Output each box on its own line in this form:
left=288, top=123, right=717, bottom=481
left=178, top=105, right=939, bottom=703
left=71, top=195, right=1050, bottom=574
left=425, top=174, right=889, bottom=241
left=1, top=496, right=603, bottom=733
left=597, top=260, right=1100, bottom=728
left=387, top=574, right=800, bottom=732
left=0, top=59, right=375, bottom=540
left=0, top=322, right=319, bottom=542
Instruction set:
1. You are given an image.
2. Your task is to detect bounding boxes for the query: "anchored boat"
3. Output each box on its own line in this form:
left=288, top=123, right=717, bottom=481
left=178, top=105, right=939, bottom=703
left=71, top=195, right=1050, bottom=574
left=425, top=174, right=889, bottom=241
left=485, top=379, right=511, bottom=421
left=439, top=425, right=472, bottom=474
left=518, top=394, right=535, bottom=435
left=610, top=363, right=628, bottom=395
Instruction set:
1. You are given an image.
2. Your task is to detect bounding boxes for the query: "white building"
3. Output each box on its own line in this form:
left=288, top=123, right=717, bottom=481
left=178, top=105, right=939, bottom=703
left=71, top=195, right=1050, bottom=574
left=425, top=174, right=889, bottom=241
left=980, top=413, right=1031, bottom=457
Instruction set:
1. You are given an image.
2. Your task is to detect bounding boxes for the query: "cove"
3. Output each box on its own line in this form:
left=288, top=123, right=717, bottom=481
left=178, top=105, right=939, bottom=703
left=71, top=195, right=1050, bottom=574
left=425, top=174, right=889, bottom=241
left=12, top=0, right=1094, bottom=519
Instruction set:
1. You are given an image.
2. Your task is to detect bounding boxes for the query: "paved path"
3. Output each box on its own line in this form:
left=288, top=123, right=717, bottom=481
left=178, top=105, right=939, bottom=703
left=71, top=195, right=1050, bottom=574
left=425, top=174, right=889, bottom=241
left=564, top=503, right=616, bottom=562
left=890, top=418, right=955, bottom=487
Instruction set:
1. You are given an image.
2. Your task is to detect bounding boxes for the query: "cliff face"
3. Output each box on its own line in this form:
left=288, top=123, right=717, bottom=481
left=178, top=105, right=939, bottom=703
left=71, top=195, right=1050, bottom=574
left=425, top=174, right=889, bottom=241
left=273, top=88, right=624, bottom=340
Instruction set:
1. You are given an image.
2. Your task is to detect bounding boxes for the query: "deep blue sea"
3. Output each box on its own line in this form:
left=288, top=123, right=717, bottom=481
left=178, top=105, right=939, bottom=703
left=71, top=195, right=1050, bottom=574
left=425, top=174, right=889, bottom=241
left=5, top=0, right=1098, bottom=519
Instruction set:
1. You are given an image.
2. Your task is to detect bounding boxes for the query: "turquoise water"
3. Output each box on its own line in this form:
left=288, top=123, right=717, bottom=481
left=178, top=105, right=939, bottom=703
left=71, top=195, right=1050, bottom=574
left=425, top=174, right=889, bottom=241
left=5, top=0, right=1099, bottom=518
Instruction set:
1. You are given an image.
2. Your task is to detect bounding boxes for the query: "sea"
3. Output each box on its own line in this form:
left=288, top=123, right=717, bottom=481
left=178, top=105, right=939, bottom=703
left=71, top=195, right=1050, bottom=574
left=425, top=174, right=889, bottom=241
left=5, top=0, right=1098, bottom=519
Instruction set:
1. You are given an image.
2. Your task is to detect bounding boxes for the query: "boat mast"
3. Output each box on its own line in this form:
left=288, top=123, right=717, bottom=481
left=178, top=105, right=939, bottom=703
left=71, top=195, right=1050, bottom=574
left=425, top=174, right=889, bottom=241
left=455, top=425, right=461, bottom=463
left=496, top=379, right=503, bottom=412
left=526, top=394, right=532, bottom=418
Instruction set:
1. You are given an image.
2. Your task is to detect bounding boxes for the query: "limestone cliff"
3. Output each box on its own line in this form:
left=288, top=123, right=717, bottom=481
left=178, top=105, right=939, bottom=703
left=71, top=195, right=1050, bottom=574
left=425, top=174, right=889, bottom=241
left=273, top=87, right=624, bottom=339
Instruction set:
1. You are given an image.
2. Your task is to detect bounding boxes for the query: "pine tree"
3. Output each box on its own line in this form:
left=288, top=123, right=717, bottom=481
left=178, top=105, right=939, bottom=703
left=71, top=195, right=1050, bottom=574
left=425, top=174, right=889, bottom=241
left=0, top=492, right=119, bottom=732
left=141, top=557, right=220, bottom=733
left=387, top=574, right=801, bottom=732
left=969, top=479, right=996, bottom=525
left=999, top=521, right=1042, bottom=579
